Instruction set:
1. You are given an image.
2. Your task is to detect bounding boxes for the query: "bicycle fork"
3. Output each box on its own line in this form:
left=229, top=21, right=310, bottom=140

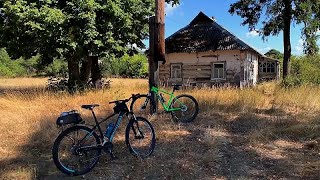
left=146, top=93, right=156, bottom=114
left=127, top=113, right=143, bottom=139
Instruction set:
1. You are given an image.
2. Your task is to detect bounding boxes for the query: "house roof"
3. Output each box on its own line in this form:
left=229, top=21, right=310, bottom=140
left=166, top=12, right=264, bottom=56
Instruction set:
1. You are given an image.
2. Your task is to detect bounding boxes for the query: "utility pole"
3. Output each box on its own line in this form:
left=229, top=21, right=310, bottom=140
left=149, top=0, right=165, bottom=113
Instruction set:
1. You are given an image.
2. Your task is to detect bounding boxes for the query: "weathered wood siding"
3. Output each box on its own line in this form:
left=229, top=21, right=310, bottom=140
left=243, top=52, right=259, bottom=86
left=160, top=50, right=246, bottom=86
left=159, top=63, right=212, bottom=84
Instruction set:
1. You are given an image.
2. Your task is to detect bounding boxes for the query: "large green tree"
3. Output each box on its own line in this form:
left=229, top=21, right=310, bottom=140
left=0, top=0, right=178, bottom=88
left=1, top=0, right=151, bottom=87
left=229, top=0, right=320, bottom=78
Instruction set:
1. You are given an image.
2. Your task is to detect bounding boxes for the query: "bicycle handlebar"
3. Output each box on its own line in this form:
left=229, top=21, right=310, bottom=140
left=109, top=94, right=140, bottom=104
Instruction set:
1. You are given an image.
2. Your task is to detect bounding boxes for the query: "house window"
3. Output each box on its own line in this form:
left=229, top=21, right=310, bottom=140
left=212, top=63, right=225, bottom=79
left=259, top=62, right=275, bottom=73
left=171, top=64, right=182, bottom=78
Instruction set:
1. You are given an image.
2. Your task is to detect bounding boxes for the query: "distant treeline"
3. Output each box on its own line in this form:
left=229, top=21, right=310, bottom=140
left=0, top=48, right=148, bottom=78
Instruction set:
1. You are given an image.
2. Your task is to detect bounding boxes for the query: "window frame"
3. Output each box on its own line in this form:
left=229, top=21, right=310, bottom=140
left=211, top=62, right=226, bottom=80
left=170, top=63, right=182, bottom=79
left=259, top=62, right=275, bottom=73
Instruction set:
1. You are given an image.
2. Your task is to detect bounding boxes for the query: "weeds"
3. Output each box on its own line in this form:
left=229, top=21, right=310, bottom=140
left=0, top=78, right=319, bottom=179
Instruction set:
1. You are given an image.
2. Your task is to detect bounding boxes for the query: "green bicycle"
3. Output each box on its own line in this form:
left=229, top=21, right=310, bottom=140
left=130, top=84, right=199, bottom=123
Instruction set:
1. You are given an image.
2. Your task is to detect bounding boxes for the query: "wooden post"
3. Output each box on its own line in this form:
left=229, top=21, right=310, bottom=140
left=155, top=0, right=166, bottom=63
left=149, top=16, right=157, bottom=113
left=149, top=0, right=165, bottom=114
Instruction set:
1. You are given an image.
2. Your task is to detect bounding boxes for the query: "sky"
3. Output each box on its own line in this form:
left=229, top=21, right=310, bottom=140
left=159, top=0, right=311, bottom=55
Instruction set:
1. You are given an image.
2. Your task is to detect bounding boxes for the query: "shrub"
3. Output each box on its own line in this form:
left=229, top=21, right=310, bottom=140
left=102, top=53, right=148, bottom=78
left=0, top=49, right=27, bottom=77
left=44, top=59, right=68, bottom=77
left=0, top=48, right=68, bottom=77
left=282, top=75, right=302, bottom=87
left=282, top=55, right=320, bottom=87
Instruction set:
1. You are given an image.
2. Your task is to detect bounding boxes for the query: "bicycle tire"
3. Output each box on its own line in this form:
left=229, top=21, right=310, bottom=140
left=130, top=94, right=155, bottom=116
left=125, top=117, right=156, bottom=158
left=52, top=125, right=101, bottom=176
left=170, top=94, right=199, bottom=123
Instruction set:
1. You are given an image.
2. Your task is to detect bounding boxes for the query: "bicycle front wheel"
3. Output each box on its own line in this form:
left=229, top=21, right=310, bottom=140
left=170, top=94, right=199, bottom=123
left=125, top=117, right=156, bottom=158
left=130, top=94, right=155, bottom=117
left=52, top=125, right=101, bottom=176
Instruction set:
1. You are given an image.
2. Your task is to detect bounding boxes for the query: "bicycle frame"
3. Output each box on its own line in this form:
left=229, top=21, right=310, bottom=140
left=150, top=86, right=183, bottom=112
left=81, top=110, right=133, bottom=144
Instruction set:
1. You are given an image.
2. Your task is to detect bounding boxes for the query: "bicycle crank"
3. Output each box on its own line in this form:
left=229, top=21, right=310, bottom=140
left=103, top=142, right=117, bottom=160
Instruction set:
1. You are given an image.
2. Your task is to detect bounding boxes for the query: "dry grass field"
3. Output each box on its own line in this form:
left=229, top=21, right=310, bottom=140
left=0, top=78, right=319, bottom=179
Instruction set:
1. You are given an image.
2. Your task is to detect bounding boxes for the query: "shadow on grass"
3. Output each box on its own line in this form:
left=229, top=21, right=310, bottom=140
left=1, top=108, right=320, bottom=179
left=221, top=112, right=320, bottom=179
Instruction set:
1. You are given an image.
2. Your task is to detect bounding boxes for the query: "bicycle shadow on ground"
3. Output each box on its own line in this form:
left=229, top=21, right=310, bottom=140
left=0, top=108, right=319, bottom=179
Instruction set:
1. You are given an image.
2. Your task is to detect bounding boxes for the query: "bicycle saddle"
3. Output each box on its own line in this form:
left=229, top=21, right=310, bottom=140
left=81, top=104, right=100, bottom=110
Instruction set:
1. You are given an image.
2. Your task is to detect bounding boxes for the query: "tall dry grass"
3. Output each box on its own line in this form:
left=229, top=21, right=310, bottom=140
left=0, top=78, right=149, bottom=178
left=0, top=78, right=319, bottom=179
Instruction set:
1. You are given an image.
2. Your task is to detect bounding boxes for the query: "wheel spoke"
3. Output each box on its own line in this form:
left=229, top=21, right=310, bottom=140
left=170, top=95, right=199, bottom=123
left=52, top=126, right=102, bottom=176
left=131, top=95, right=153, bottom=117
left=126, top=118, right=155, bottom=158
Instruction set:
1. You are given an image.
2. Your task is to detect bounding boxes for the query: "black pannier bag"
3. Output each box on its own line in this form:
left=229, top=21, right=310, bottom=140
left=56, top=110, right=83, bottom=126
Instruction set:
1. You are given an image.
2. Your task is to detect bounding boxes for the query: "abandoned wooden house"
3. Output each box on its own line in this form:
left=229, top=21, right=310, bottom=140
left=160, top=12, right=280, bottom=87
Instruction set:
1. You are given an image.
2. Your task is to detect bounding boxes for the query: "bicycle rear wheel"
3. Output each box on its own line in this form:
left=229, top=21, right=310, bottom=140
left=170, top=94, right=199, bottom=123
left=125, top=117, right=156, bottom=158
left=52, top=125, right=101, bottom=176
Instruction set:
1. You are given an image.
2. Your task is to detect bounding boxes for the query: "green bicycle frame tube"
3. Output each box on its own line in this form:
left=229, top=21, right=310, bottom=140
left=150, top=86, right=182, bottom=112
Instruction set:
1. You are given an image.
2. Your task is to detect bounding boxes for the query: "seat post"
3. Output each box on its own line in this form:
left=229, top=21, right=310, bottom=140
left=91, top=109, right=104, bottom=137
left=91, top=110, right=98, bottom=122
left=172, top=87, right=176, bottom=93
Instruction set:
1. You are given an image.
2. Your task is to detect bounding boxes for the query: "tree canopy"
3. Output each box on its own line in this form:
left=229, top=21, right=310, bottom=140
left=229, top=0, right=320, bottom=78
left=1, top=0, right=155, bottom=60
left=265, top=49, right=283, bottom=60
left=0, top=0, right=180, bottom=88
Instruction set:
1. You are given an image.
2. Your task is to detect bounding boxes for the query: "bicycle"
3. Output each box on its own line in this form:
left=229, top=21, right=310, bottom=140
left=52, top=94, right=156, bottom=176
left=130, top=84, right=199, bottom=123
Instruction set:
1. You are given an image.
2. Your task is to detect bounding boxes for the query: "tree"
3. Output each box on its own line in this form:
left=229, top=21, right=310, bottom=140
left=0, top=0, right=150, bottom=89
left=229, top=0, right=320, bottom=78
left=0, top=0, right=179, bottom=89
left=265, top=49, right=283, bottom=60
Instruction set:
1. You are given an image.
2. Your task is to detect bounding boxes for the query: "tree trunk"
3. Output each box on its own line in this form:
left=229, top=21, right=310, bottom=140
left=80, top=55, right=93, bottom=83
left=91, top=56, right=102, bottom=88
left=283, top=0, right=292, bottom=78
left=67, top=56, right=80, bottom=91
